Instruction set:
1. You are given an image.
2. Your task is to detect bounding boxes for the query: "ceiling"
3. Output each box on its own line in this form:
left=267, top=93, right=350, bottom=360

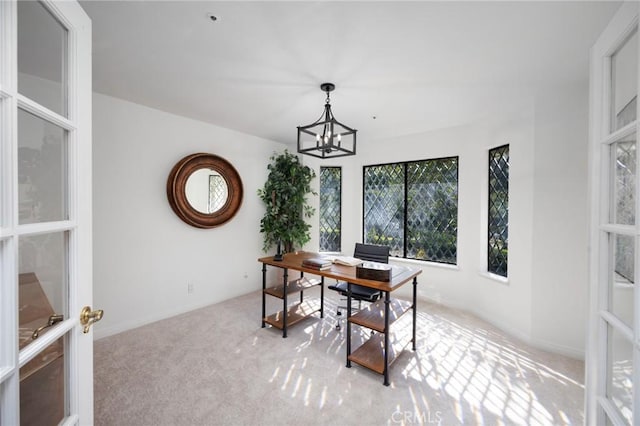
left=79, top=1, right=621, bottom=146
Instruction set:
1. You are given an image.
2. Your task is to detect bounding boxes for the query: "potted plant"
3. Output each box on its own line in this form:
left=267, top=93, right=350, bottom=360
left=258, top=151, right=316, bottom=258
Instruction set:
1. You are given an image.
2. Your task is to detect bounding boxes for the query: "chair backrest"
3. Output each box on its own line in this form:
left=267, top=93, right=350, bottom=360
left=353, top=243, right=389, bottom=264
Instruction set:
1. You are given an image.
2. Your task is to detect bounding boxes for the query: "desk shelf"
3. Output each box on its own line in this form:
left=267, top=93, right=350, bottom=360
left=261, top=260, right=325, bottom=338
left=349, top=299, right=411, bottom=333
left=264, top=277, right=321, bottom=299
left=347, top=297, right=414, bottom=384
left=348, top=330, right=412, bottom=374
left=263, top=300, right=321, bottom=330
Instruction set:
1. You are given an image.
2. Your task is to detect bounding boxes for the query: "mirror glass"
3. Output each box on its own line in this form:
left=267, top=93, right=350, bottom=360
left=185, top=168, right=229, bottom=214
left=166, top=153, right=243, bottom=229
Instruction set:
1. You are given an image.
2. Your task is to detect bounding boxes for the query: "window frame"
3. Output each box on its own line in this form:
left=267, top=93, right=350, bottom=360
left=319, top=166, right=342, bottom=253
left=487, top=144, right=510, bottom=277
left=362, top=156, right=459, bottom=265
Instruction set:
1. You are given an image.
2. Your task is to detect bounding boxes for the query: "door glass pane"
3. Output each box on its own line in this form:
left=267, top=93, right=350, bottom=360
left=17, top=0, right=67, bottom=117
left=18, top=232, right=67, bottom=349
left=0, top=100, right=5, bottom=228
left=611, top=29, right=638, bottom=133
left=18, top=109, right=68, bottom=225
left=606, top=324, right=633, bottom=425
left=612, top=135, right=636, bottom=225
left=20, top=336, right=66, bottom=426
left=0, top=239, right=9, bottom=373
left=610, top=234, right=635, bottom=327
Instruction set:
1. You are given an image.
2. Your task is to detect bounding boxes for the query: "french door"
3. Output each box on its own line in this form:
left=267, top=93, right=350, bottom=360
left=0, top=1, right=95, bottom=425
left=588, top=2, right=640, bottom=425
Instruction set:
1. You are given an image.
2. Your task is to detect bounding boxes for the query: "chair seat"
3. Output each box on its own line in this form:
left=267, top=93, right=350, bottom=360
left=328, top=281, right=381, bottom=302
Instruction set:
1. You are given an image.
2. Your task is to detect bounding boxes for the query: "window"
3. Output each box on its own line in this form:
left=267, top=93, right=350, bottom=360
left=488, top=144, right=509, bottom=277
left=319, top=167, right=341, bottom=252
left=363, top=157, right=458, bottom=264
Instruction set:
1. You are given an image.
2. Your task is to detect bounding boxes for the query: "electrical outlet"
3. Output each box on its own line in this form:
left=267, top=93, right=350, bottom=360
left=187, top=283, right=194, bottom=294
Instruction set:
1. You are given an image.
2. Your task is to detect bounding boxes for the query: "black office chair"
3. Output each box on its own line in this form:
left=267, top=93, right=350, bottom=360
left=328, top=243, right=390, bottom=330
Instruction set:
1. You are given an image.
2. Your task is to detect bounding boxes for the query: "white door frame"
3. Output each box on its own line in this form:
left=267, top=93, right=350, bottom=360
left=587, top=2, right=639, bottom=425
left=0, top=0, right=93, bottom=424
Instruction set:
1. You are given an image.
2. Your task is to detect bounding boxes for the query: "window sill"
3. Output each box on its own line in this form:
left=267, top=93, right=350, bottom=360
left=319, top=251, right=342, bottom=256
left=479, top=271, right=509, bottom=285
left=613, top=281, right=634, bottom=290
left=391, top=257, right=460, bottom=271
left=319, top=252, right=461, bottom=272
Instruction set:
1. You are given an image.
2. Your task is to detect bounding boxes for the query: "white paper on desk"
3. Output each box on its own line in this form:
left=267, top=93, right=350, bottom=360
left=326, top=255, right=363, bottom=266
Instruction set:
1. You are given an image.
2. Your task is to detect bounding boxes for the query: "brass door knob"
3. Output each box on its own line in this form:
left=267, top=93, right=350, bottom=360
left=32, top=314, right=64, bottom=340
left=80, top=306, right=104, bottom=334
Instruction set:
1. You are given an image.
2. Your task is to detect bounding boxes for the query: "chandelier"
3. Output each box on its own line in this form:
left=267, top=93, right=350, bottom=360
left=297, top=83, right=357, bottom=159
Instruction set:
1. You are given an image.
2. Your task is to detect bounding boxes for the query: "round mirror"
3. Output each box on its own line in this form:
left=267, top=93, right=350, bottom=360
left=167, top=153, right=243, bottom=228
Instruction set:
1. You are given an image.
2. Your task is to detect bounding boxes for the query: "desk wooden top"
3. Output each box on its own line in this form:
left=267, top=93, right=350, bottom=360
left=259, top=251, right=421, bottom=292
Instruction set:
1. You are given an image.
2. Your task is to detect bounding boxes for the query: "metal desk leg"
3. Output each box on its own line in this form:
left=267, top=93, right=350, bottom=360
left=412, top=277, right=417, bottom=351
left=299, top=271, right=304, bottom=303
left=383, top=290, right=390, bottom=386
left=346, top=282, right=352, bottom=368
left=320, top=276, right=325, bottom=318
left=282, top=268, right=288, bottom=338
left=261, top=263, right=266, bottom=328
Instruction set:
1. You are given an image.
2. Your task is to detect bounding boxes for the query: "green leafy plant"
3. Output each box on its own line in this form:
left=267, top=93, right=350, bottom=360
left=258, top=151, right=317, bottom=253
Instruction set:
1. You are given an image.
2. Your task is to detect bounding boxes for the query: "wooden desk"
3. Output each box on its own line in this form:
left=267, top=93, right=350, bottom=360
left=259, top=251, right=422, bottom=386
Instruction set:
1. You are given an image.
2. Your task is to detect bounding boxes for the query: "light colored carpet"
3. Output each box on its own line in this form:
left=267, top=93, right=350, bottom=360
left=94, top=288, right=584, bottom=425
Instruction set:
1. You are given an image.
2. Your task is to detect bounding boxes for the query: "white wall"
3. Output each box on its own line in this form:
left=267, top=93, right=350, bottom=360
left=93, top=93, right=285, bottom=338
left=303, top=87, right=588, bottom=359
left=531, top=86, right=590, bottom=355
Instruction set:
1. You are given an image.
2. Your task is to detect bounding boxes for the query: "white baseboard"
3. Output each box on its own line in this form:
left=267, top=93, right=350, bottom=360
left=93, top=299, right=219, bottom=340
left=419, top=295, right=585, bottom=361
left=527, top=335, right=585, bottom=361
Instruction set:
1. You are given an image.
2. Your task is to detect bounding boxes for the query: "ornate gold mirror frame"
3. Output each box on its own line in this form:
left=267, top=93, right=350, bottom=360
left=167, top=153, right=243, bottom=228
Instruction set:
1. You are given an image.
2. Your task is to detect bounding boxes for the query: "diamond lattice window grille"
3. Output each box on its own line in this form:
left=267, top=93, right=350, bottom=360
left=614, top=139, right=636, bottom=225
left=615, top=234, right=635, bottom=285
left=488, top=145, right=509, bottom=277
left=363, top=164, right=405, bottom=257
left=363, top=157, right=459, bottom=264
left=407, top=158, right=458, bottom=264
left=319, top=167, right=342, bottom=252
left=613, top=139, right=636, bottom=282
left=208, top=174, right=228, bottom=213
